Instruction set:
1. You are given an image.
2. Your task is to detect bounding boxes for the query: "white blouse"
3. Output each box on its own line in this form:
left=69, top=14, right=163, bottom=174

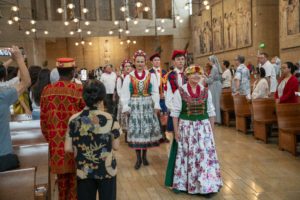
left=121, top=71, right=160, bottom=113
left=170, top=84, right=216, bottom=118
left=251, top=78, right=269, bottom=99
left=222, top=69, right=232, bottom=88
left=116, top=75, right=125, bottom=98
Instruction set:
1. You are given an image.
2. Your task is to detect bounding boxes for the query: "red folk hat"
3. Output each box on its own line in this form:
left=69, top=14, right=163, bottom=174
left=171, top=50, right=186, bottom=60
left=56, top=58, right=76, bottom=68
left=149, top=53, right=160, bottom=61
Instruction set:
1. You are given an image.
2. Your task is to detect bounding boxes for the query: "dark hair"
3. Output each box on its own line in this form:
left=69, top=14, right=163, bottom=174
left=223, top=60, right=230, bottom=68
left=286, top=61, right=296, bottom=74
left=31, top=68, right=51, bottom=105
left=0, top=64, right=6, bottom=81
left=259, top=67, right=266, bottom=78
left=83, top=80, right=106, bottom=108
left=57, top=67, right=75, bottom=79
left=6, top=66, right=18, bottom=80
left=29, top=65, right=42, bottom=86
left=236, top=55, right=245, bottom=64
left=173, top=54, right=185, bottom=60
left=260, top=52, right=269, bottom=58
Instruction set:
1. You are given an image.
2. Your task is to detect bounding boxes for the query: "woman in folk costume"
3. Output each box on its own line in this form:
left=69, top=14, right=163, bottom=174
left=205, top=55, right=222, bottom=124
left=121, top=50, right=161, bottom=170
left=168, top=65, right=223, bottom=194
left=116, top=59, right=134, bottom=142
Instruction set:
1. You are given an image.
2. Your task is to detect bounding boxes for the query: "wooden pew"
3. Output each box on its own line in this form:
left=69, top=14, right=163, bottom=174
left=276, top=103, right=300, bottom=155
left=0, top=167, right=36, bottom=200
left=233, top=95, right=251, bottom=133
left=220, top=88, right=235, bottom=126
left=252, top=98, right=277, bottom=143
left=11, top=129, right=46, bottom=146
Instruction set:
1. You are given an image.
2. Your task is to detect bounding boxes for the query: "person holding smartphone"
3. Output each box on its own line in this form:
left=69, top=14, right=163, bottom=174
left=0, top=46, right=31, bottom=171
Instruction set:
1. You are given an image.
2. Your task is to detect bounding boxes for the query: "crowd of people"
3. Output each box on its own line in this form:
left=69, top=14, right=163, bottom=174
left=0, top=45, right=300, bottom=200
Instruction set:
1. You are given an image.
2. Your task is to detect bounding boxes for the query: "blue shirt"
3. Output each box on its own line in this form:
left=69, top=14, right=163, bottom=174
left=0, top=87, right=18, bottom=156
left=232, top=64, right=250, bottom=96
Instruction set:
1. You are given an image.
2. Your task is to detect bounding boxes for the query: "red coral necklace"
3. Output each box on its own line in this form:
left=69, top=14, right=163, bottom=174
left=134, top=70, right=146, bottom=80
left=187, top=83, right=201, bottom=98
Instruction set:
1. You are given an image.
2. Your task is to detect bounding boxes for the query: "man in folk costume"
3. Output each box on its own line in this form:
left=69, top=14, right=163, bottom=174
left=148, top=53, right=169, bottom=143
left=40, top=58, right=85, bottom=200
left=121, top=50, right=162, bottom=170
left=116, top=59, right=134, bottom=142
left=164, top=50, right=187, bottom=187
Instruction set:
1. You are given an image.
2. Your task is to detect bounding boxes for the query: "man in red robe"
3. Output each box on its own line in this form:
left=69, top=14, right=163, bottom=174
left=40, top=58, right=85, bottom=200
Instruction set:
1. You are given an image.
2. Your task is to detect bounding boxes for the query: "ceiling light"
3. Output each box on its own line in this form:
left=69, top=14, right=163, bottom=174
left=157, top=26, right=161, bottom=31
left=64, top=21, right=70, bottom=26
left=136, top=2, right=142, bottom=7
left=73, top=18, right=79, bottom=23
left=82, top=8, right=89, bottom=13
left=176, top=15, right=180, bottom=20
left=161, top=28, right=165, bottom=32
left=13, top=16, right=20, bottom=22
left=118, top=28, right=123, bottom=32
left=161, top=19, right=165, bottom=23
left=133, top=19, right=138, bottom=25
left=85, top=21, right=90, bottom=26
left=11, top=6, right=19, bottom=12
left=205, top=5, right=210, bottom=10
left=44, top=30, right=49, bottom=35
left=70, top=31, right=74, bottom=35
left=77, top=28, right=82, bottom=33
left=203, top=1, right=209, bottom=6
left=87, top=31, right=91, bottom=35
left=184, top=4, right=189, bottom=10
left=67, top=3, right=75, bottom=9
left=127, top=40, right=131, bottom=44
left=81, top=41, right=85, bottom=45
left=25, top=30, right=30, bottom=35
left=109, top=30, right=113, bottom=35
left=179, top=19, right=183, bottom=23
left=114, top=21, right=119, bottom=25
left=30, top=20, right=36, bottom=25
left=7, top=20, right=13, bottom=25
left=133, top=40, right=136, bottom=44
left=144, top=6, right=150, bottom=12
left=75, top=42, right=79, bottom=46
left=125, top=30, right=130, bottom=34
left=120, top=6, right=126, bottom=12
left=57, top=8, right=64, bottom=13
left=126, top=17, right=131, bottom=22
left=120, top=41, right=124, bottom=45
left=145, top=28, right=149, bottom=33
left=31, top=28, right=36, bottom=33
left=88, top=42, right=92, bottom=46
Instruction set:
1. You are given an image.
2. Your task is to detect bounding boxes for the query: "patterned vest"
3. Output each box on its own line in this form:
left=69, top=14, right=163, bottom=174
left=129, top=74, right=152, bottom=97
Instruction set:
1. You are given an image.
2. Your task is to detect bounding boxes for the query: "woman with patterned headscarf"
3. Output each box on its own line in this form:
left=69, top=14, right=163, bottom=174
left=121, top=50, right=161, bottom=170
left=205, top=55, right=222, bottom=124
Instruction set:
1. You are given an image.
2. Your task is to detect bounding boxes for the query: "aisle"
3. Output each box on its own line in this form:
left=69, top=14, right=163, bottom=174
left=115, top=126, right=300, bottom=200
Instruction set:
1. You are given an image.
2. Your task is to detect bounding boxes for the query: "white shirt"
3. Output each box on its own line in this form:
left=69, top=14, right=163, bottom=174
left=251, top=78, right=269, bottom=99
left=170, top=83, right=215, bottom=118
left=152, top=67, right=162, bottom=86
left=261, top=60, right=278, bottom=93
left=222, top=69, right=232, bottom=88
left=100, top=72, right=117, bottom=94
left=165, top=68, right=185, bottom=111
left=116, top=75, right=125, bottom=98
left=0, top=77, right=19, bottom=88
left=121, top=71, right=160, bottom=113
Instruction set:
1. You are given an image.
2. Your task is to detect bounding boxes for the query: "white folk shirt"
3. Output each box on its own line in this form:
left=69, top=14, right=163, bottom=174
left=222, top=69, right=232, bottom=88
left=153, top=67, right=162, bottom=86
left=120, top=71, right=160, bottom=113
left=170, top=83, right=216, bottom=118
left=165, top=67, right=185, bottom=112
left=100, top=72, right=117, bottom=94
left=261, top=60, right=278, bottom=93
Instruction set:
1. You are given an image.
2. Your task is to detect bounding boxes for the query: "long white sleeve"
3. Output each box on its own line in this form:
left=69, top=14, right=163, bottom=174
left=120, top=75, right=131, bottom=113
left=165, top=80, right=174, bottom=111
left=170, top=89, right=182, bottom=118
left=116, top=77, right=122, bottom=98
left=150, top=73, right=161, bottom=110
left=207, top=89, right=216, bottom=117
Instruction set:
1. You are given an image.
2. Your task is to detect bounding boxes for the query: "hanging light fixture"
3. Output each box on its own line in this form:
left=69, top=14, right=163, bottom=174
left=70, top=31, right=74, bottom=35
left=120, top=6, right=126, bottom=12
left=87, top=31, right=91, bottom=35
left=109, top=30, right=114, bottom=35
left=75, top=42, right=79, bottom=46
left=120, top=41, right=124, bottom=45
left=145, top=28, right=149, bottom=33
left=25, top=30, right=30, bottom=35
left=30, top=20, right=36, bottom=25
left=82, top=8, right=89, bottom=13
left=31, top=28, right=36, bottom=33
left=133, top=19, right=138, bottom=25
left=85, top=21, right=90, bottom=26
left=205, top=5, right=210, bottom=10
left=114, top=21, right=119, bottom=25
left=13, top=16, right=20, bottom=22
left=73, top=18, right=79, bottom=23
left=11, top=6, right=19, bottom=12
left=57, top=8, right=64, bottom=13
left=144, top=6, right=150, bottom=12
left=64, top=21, right=70, bottom=26
left=125, top=30, right=130, bottom=34
left=118, top=28, right=124, bottom=33
left=133, top=40, right=137, bottom=44
left=7, top=19, right=13, bottom=25
left=203, top=0, right=209, bottom=6
left=67, top=3, right=75, bottom=9
left=136, top=1, right=143, bottom=7
left=44, top=30, right=49, bottom=35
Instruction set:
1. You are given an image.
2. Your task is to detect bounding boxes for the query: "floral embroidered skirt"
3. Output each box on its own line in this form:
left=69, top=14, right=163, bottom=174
left=172, top=119, right=223, bottom=194
left=117, top=102, right=128, bottom=132
left=127, top=96, right=161, bottom=149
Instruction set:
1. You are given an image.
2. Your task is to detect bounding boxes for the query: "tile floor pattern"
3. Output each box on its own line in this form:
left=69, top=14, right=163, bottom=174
left=53, top=125, right=300, bottom=200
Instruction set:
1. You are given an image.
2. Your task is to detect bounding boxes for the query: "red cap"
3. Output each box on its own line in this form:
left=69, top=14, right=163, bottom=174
left=171, top=50, right=186, bottom=60
left=56, top=58, right=75, bottom=68
left=149, top=53, right=160, bottom=61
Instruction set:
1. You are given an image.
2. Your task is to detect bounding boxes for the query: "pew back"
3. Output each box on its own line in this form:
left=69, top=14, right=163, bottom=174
left=233, top=95, right=251, bottom=116
left=276, top=103, right=300, bottom=129
left=220, top=89, right=234, bottom=111
left=252, top=98, right=276, bottom=122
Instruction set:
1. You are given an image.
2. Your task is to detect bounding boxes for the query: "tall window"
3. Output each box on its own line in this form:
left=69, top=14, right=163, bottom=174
left=51, top=0, right=62, bottom=20
left=99, top=0, right=112, bottom=20
left=31, top=0, right=48, bottom=20
left=84, top=0, right=97, bottom=20
left=114, top=0, right=125, bottom=20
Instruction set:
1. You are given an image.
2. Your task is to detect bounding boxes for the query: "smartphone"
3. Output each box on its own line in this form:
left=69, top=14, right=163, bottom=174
left=0, top=48, right=11, bottom=57
left=81, top=69, right=87, bottom=81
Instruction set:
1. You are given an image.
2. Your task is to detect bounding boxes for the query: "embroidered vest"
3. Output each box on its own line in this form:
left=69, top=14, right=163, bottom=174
left=129, top=74, right=152, bottom=97
left=179, top=87, right=209, bottom=121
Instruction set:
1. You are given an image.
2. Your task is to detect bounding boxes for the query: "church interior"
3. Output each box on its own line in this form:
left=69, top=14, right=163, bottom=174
left=0, top=0, right=300, bottom=199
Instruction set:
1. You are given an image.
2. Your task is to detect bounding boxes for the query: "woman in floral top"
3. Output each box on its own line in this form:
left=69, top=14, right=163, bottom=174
left=65, top=80, right=120, bottom=200
left=169, top=65, right=223, bottom=194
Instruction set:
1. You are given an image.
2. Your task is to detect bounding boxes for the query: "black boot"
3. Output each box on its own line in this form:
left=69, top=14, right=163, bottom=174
left=124, top=131, right=128, bottom=143
left=142, top=149, right=149, bottom=166
left=135, top=150, right=142, bottom=170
